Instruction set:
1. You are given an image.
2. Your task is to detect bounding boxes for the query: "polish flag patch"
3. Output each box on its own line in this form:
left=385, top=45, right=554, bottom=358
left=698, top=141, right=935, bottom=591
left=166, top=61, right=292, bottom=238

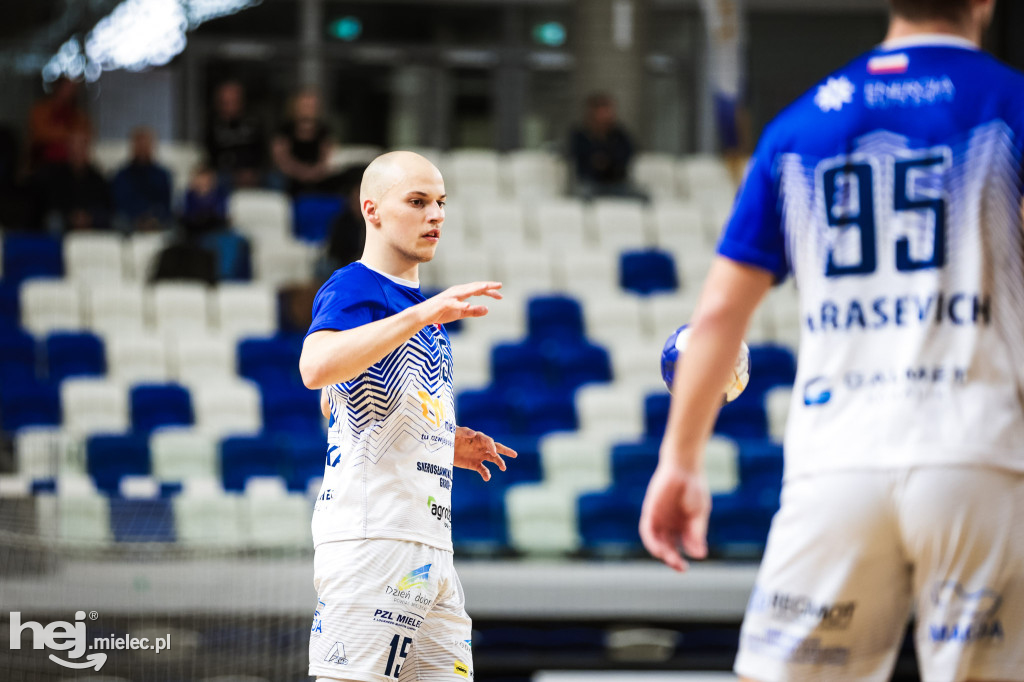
left=868, top=53, right=909, bottom=75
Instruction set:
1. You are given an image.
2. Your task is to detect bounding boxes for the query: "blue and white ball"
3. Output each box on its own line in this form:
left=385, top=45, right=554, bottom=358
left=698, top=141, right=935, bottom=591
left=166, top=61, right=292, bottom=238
left=660, top=324, right=750, bottom=403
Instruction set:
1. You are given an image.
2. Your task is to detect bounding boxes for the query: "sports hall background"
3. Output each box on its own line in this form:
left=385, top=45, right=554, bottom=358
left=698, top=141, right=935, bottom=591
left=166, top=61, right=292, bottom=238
left=0, top=1, right=1022, bottom=681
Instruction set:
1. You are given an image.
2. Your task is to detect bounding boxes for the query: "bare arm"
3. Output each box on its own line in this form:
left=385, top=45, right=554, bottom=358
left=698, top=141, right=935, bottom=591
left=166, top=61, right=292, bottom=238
left=639, top=256, right=772, bottom=571
left=299, top=281, right=502, bottom=390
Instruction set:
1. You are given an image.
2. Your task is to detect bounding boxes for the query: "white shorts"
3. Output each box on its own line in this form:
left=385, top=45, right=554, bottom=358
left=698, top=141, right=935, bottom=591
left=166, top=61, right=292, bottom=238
left=309, top=539, right=474, bottom=682
left=735, top=466, right=1024, bottom=682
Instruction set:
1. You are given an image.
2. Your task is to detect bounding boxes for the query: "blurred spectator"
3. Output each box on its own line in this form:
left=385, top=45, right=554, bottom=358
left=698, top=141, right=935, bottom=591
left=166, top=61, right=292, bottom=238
left=112, top=127, right=173, bottom=231
left=28, top=77, right=91, bottom=169
left=272, top=90, right=334, bottom=196
left=0, top=124, right=30, bottom=229
left=151, top=238, right=218, bottom=285
left=181, top=163, right=229, bottom=236
left=322, top=164, right=368, bottom=275
left=31, top=130, right=111, bottom=232
left=569, top=93, right=647, bottom=201
left=205, top=80, right=265, bottom=189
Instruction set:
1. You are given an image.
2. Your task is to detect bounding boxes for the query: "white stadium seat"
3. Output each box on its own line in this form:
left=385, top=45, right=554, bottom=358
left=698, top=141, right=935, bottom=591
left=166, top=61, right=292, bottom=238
left=446, top=149, right=503, bottom=198
left=505, top=482, right=582, bottom=555
left=633, top=153, right=678, bottom=200
left=151, top=282, right=211, bottom=334
left=328, top=144, right=382, bottom=169
left=191, top=380, right=262, bottom=438
left=229, top=189, right=291, bottom=243
left=534, top=199, right=589, bottom=250
left=172, top=479, right=244, bottom=548
left=497, top=252, right=557, bottom=297
left=20, top=279, right=85, bottom=336
left=251, top=239, right=316, bottom=288
left=583, top=294, right=647, bottom=343
left=60, top=378, right=130, bottom=438
left=447, top=336, right=490, bottom=391
left=504, top=150, right=564, bottom=199
left=241, top=477, right=312, bottom=549
left=126, top=231, right=169, bottom=281
left=92, top=139, right=130, bottom=175
left=590, top=199, right=650, bottom=251
left=87, top=283, right=147, bottom=336
left=558, top=250, right=619, bottom=298
left=15, top=427, right=82, bottom=477
left=55, top=475, right=111, bottom=544
left=213, top=283, right=277, bottom=341
left=706, top=436, right=740, bottom=493
left=650, top=200, right=707, bottom=251
left=64, top=232, right=126, bottom=284
left=538, top=432, right=613, bottom=491
left=150, top=427, right=219, bottom=480
left=575, top=385, right=645, bottom=440
left=766, top=386, right=793, bottom=444
left=105, top=333, right=172, bottom=384
left=169, top=333, right=237, bottom=386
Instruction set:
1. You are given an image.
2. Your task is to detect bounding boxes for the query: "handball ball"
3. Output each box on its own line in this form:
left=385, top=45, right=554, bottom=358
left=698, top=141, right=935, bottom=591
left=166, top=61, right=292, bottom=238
left=660, top=324, right=750, bottom=403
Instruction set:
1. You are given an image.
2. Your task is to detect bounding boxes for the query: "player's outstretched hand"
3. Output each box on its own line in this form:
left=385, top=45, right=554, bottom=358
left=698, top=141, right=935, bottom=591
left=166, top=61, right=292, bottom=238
left=453, top=426, right=518, bottom=482
left=422, top=282, right=502, bottom=325
left=639, top=463, right=710, bottom=573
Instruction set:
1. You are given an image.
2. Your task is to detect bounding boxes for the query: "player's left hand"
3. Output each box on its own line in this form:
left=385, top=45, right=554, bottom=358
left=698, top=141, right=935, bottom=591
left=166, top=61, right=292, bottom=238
left=453, top=426, right=517, bottom=481
left=639, top=463, right=711, bottom=573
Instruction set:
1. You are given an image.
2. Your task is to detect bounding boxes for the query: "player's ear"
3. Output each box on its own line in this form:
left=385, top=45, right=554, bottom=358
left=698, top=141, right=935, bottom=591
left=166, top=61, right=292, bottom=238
left=363, top=198, right=381, bottom=226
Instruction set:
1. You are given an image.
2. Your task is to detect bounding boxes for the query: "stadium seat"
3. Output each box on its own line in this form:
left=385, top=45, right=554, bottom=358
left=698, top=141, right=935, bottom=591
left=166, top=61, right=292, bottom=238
left=714, top=393, right=769, bottom=441
left=173, top=484, right=244, bottom=548
left=0, top=280, right=20, bottom=329
left=213, top=283, right=277, bottom=342
left=607, top=338, right=671, bottom=391
left=583, top=294, right=647, bottom=344
left=261, top=383, right=322, bottom=435
left=590, top=199, right=649, bottom=250
left=527, top=295, right=584, bottom=342
left=546, top=341, right=612, bottom=390
left=451, top=470, right=508, bottom=549
left=0, top=379, right=60, bottom=431
left=15, top=427, right=80, bottom=477
left=61, top=378, right=129, bottom=437
left=64, top=232, right=126, bottom=284
left=105, top=333, right=172, bottom=384
left=170, top=334, right=237, bottom=386
left=237, top=335, right=302, bottom=388
left=20, top=278, right=85, bottom=336
left=456, top=388, right=512, bottom=436
left=643, top=291, right=701, bottom=341
left=328, top=144, right=382, bottom=169
left=558, top=250, right=618, bottom=297
left=491, top=435, right=542, bottom=486
left=150, top=427, right=219, bottom=480
left=706, top=435, right=740, bottom=494
left=446, top=149, right=502, bottom=198
left=677, top=154, right=735, bottom=199
left=191, top=380, right=262, bottom=438
left=707, top=490, right=776, bottom=554
left=229, top=189, right=292, bottom=243
left=738, top=440, right=784, bottom=501
left=538, top=432, right=612, bottom=491
left=293, top=194, right=343, bottom=242
left=633, top=153, right=679, bottom=199
left=251, top=238, right=316, bottom=288
left=130, top=383, right=194, bottom=432
left=92, top=139, right=130, bottom=174
left=575, top=384, right=645, bottom=439
left=86, top=434, right=151, bottom=493
left=2, top=234, right=63, bottom=284
left=534, top=199, right=589, bottom=250
left=126, top=231, right=169, bottom=281
left=577, top=485, right=645, bottom=551
left=509, top=389, right=577, bottom=436
left=87, top=284, right=147, bottom=336
left=505, top=150, right=564, bottom=199
left=55, top=475, right=111, bottom=543
left=609, top=440, right=659, bottom=489
left=151, top=282, right=211, bottom=334
left=447, top=336, right=490, bottom=390
left=649, top=201, right=706, bottom=251
left=620, top=250, right=678, bottom=295
left=0, top=328, right=37, bottom=384
left=45, top=331, right=105, bottom=382
left=282, top=434, right=327, bottom=491
left=765, top=386, right=792, bottom=443
left=747, top=344, right=798, bottom=395
left=221, top=436, right=287, bottom=491
left=505, top=482, right=581, bottom=555
left=497, top=252, right=556, bottom=296
left=491, top=342, right=549, bottom=391
left=643, top=393, right=671, bottom=439
left=240, top=477, right=312, bottom=548
left=109, top=497, right=176, bottom=543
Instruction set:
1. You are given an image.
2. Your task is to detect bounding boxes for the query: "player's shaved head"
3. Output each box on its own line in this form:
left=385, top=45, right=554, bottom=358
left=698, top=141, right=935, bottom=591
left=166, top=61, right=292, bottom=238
left=360, top=151, right=443, bottom=205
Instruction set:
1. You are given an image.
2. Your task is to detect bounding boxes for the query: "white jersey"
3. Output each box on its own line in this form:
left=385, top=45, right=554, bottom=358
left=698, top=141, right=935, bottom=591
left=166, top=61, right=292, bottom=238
left=306, top=262, right=456, bottom=551
left=717, top=36, right=1024, bottom=478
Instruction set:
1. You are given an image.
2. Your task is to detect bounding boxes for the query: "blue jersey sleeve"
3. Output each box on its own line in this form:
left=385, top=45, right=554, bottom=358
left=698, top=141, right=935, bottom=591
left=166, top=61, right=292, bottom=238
left=306, top=266, right=389, bottom=337
left=716, top=144, right=789, bottom=282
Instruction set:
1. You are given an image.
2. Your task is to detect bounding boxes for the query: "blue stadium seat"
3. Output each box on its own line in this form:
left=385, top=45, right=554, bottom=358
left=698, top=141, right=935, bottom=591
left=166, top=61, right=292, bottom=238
left=221, top=435, right=287, bottom=491
left=109, top=498, right=176, bottom=542
left=492, top=435, right=542, bottom=486
left=737, top=440, right=784, bottom=503
left=261, top=383, right=322, bottom=435
left=509, top=389, right=576, bottom=436
left=294, top=194, right=343, bottom=242
left=282, top=433, right=328, bottom=491
left=527, top=296, right=584, bottom=342
left=2, top=234, right=63, bottom=284
left=130, top=384, right=194, bottom=432
left=546, top=342, right=612, bottom=390
left=87, top=435, right=151, bottom=493
left=0, top=379, right=59, bottom=431
left=714, top=392, right=768, bottom=440
left=238, top=335, right=303, bottom=388
left=643, top=393, right=671, bottom=438
left=0, top=280, right=20, bottom=329
left=491, top=342, right=548, bottom=391
left=451, top=473, right=507, bottom=548
left=456, top=388, right=512, bottom=436
left=620, top=249, right=678, bottom=295
left=45, top=332, right=105, bottom=383
left=747, top=344, right=798, bottom=394
left=707, top=490, right=777, bottom=552
left=610, top=440, right=660, bottom=489
left=577, top=486, right=645, bottom=550
left=0, top=328, right=37, bottom=386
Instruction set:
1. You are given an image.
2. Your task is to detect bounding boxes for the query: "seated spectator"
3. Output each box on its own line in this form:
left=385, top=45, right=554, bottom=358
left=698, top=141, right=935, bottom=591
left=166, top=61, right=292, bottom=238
left=181, top=163, right=229, bottom=236
left=150, top=238, right=218, bottom=285
left=205, top=80, right=265, bottom=189
left=569, top=92, right=647, bottom=201
left=31, top=130, right=112, bottom=232
left=272, top=90, right=335, bottom=196
left=112, top=127, right=173, bottom=231
left=0, top=124, right=30, bottom=229
left=28, top=77, right=91, bottom=170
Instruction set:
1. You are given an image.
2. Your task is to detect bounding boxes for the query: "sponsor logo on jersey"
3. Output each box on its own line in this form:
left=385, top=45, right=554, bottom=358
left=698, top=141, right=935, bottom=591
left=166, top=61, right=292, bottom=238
left=801, top=365, right=967, bottom=407
left=324, top=641, right=348, bottom=665
left=417, top=461, right=453, bottom=490
left=454, top=638, right=472, bottom=653
left=418, top=390, right=447, bottom=428
left=384, top=565, right=435, bottom=610
left=428, top=496, right=452, bottom=527
left=454, top=660, right=470, bottom=678
left=742, top=629, right=849, bottom=666
left=748, top=587, right=856, bottom=631
left=865, top=76, right=955, bottom=109
left=396, top=564, right=431, bottom=592
left=867, top=53, right=908, bottom=75
left=311, top=599, right=325, bottom=636
left=928, top=581, right=1004, bottom=644
left=372, top=608, right=424, bottom=632
left=802, top=377, right=833, bottom=406
left=814, top=76, right=855, bottom=112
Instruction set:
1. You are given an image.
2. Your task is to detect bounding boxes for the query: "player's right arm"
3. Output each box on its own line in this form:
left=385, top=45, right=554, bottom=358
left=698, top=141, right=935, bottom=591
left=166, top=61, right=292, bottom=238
left=300, top=281, right=502, bottom=390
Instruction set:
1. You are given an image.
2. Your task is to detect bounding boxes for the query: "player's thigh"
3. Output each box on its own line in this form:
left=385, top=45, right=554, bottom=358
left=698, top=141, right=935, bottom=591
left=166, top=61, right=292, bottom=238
left=309, top=539, right=439, bottom=682
left=399, top=564, right=474, bottom=682
left=734, top=471, right=913, bottom=682
left=902, top=466, right=1024, bottom=682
